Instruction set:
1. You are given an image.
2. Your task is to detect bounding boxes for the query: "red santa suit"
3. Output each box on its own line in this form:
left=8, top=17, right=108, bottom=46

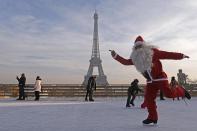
left=112, top=36, right=190, bottom=124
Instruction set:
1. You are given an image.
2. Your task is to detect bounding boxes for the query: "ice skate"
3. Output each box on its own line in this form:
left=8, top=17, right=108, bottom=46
left=184, top=89, right=191, bottom=100
left=126, top=104, right=131, bottom=108
left=89, top=99, right=94, bottom=101
left=160, top=98, right=165, bottom=100
left=142, top=119, right=157, bottom=125
left=130, top=101, right=135, bottom=106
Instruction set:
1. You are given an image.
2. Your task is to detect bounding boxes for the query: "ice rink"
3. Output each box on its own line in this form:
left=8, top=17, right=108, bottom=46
left=0, top=97, right=196, bottom=131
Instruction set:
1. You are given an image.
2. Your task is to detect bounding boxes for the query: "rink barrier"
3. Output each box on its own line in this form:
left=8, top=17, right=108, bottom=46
left=0, top=84, right=196, bottom=98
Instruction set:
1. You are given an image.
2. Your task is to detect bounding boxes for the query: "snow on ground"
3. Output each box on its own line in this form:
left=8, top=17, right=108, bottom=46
left=0, top=97, right=196, bottom=131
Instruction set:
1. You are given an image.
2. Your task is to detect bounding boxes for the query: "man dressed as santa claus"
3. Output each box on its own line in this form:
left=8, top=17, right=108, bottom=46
left=110, top=36, right=191, bottom=125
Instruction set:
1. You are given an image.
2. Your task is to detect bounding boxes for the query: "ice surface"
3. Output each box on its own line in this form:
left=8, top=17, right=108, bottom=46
left=0, top=97, right=196, bottom=131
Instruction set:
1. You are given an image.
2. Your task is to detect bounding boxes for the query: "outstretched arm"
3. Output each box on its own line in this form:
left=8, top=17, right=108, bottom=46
left=155, top=49, right=189, bottom=60
left=110, top=50, right=133, bottom=65
left=16, top=76, right=19, bottom=81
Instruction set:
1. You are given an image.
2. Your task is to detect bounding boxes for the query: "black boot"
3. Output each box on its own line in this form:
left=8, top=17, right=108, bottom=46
left=160, top=98, right=165, bottom=100
left=160, top=91, right=165, bottom=100
left=126, top=104, right=131, bottom=108
left=143, top=119, right=157, bottom=125
left=89, top=99, right=94, bottom=101
left=130, top=101, right=135, bottom=106
left=184, top=89, right=191, bottom=100
left=16, top=98, right=22, bottom=100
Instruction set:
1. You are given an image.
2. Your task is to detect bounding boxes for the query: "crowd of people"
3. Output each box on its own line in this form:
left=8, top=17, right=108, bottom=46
left=15, top=73, right=98, bottom=102
left=14, top=35, right=191, bottom=125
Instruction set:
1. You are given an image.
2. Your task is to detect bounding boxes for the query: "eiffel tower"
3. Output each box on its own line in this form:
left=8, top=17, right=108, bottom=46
left=83, top=12, right=108, bottom=86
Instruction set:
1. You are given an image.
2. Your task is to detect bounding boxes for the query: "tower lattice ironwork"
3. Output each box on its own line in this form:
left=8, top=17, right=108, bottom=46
left=83, top=12, right=108, bottom=86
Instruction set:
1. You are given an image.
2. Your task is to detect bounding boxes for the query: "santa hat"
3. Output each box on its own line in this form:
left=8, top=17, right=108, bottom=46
left=134, top=35, right=144, bottom=46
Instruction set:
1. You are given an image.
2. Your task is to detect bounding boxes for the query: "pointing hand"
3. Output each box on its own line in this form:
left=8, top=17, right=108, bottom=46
left=184, top=55, right=189, bottom=58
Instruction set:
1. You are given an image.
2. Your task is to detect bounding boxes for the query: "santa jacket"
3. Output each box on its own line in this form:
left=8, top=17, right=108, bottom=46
left=114, top=48, right=184, bottom=83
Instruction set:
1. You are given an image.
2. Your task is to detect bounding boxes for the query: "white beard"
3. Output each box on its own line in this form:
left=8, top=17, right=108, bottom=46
left=130, top=44, right=155, bottom=73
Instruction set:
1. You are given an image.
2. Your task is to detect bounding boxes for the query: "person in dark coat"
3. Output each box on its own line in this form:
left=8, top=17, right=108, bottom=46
left=16, top=73, right=26, bottom=100
left=85, top=76, right=96, bottom=101
left=160, top=90, right=165, bottom=100
left=126, top=79, right=143, bottom=107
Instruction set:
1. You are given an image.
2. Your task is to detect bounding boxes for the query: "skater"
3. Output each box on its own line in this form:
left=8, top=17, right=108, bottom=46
left=177, top=69, right=188, bottom=85
left=126, top=79, right=143, bottom=107
left=16, top=73, right=26, bottom=100
left=85, top=76, right=96, bottom=101
left=110, top=35, right=191, bottom=125
left=170, top=76, right=180, bottom=100
left=34, top=76, right=42, bottom=101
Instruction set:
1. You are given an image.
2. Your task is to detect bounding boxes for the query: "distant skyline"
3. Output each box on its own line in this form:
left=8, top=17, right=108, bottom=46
left=0, top=0, right=197, bottom=84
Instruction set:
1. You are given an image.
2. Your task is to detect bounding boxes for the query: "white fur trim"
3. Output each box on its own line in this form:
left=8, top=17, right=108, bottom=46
left=130, top=44, right=154, bottom=73
left=147, top=78, right=168, bottom=83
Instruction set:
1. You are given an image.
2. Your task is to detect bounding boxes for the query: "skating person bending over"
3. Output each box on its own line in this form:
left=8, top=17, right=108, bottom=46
left=126, top=79, right=143, bottom=107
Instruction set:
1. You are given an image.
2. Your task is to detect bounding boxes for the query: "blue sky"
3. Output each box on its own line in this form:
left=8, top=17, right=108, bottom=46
left=0, top=0, right=197, bottom=84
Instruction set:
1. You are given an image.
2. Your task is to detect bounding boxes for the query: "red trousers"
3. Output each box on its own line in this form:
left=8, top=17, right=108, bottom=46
left=144, top=80, right=185, bottom=120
